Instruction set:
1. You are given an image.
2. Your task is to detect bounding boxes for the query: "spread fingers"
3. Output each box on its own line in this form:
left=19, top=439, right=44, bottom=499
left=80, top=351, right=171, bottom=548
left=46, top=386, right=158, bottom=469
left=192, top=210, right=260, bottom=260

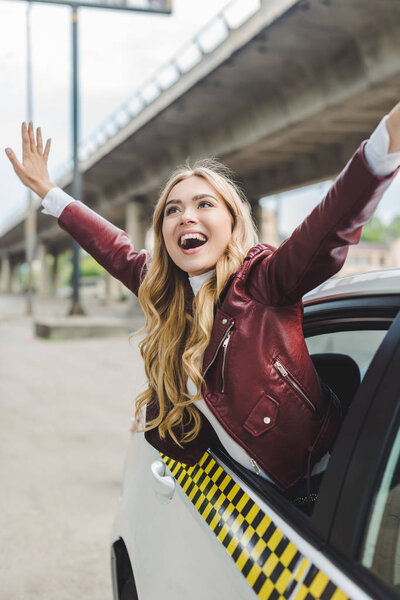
left=28, top=121, right=36, bottom=152
left=43, top=138, right=51, bottom=162
left=5, top=147, right=22, bottom=174
left=37, top=127, right=43, bottom=154
left=21, top=121, right=30, bottom=161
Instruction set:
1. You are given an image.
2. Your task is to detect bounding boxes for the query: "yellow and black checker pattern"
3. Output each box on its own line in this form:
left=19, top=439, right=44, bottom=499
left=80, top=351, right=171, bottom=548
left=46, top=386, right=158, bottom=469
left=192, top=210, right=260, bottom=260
left=160, top=451, right=349, bottom=600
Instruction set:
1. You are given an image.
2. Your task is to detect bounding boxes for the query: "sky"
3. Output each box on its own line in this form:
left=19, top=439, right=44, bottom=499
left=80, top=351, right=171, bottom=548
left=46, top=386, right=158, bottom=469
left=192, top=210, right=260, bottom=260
left=1, top=0, right=399, bottom=237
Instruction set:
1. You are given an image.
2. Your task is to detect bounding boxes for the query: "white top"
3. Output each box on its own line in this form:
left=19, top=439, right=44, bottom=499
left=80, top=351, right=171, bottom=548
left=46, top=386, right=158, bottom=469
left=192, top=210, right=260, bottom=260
left=187, top=270, right=275, bottom=481
left=188, top=269, right=216, bottom=295
left=364, top=115, right=400, bottom=176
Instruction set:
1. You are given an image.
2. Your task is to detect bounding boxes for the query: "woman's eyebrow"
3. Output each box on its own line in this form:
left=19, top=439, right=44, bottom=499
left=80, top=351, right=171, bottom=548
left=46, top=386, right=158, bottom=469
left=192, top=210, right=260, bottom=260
left=165, top=194, right=218, bottom=207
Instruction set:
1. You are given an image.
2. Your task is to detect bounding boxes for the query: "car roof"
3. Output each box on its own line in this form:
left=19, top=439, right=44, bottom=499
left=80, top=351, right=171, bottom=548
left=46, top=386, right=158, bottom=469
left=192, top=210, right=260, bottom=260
left=303, top=268, right=400, bottom=305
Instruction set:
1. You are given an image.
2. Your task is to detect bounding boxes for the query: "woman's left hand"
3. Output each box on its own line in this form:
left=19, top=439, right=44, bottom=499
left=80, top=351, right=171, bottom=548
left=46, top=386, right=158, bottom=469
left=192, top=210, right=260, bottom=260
left=386, top=102, right=400, bottom=153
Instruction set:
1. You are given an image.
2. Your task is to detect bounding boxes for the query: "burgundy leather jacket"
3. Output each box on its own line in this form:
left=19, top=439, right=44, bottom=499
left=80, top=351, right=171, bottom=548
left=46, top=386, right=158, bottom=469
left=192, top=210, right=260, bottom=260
left=58, top=143, right=397, bottom=489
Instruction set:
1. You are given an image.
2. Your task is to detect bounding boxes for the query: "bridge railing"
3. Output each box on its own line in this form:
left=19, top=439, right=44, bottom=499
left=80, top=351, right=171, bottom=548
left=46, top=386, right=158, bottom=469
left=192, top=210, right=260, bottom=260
left=2, top=0, right=260, bottom=234
left=52, top=0, right=260, bottom=182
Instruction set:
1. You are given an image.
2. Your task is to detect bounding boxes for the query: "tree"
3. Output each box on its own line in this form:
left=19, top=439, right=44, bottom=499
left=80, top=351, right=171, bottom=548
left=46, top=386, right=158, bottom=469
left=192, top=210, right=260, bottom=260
left=361, top=216, right=387, bottom=243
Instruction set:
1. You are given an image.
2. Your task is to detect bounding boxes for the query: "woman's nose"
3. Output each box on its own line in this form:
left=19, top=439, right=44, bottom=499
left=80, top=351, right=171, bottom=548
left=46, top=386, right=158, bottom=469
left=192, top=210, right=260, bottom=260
left=180, top=208, right=198, bottom=224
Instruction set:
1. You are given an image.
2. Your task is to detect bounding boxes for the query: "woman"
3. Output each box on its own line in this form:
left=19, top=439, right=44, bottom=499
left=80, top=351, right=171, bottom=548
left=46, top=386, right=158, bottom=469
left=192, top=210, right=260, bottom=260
left=5, top=105, right=400, bottom=505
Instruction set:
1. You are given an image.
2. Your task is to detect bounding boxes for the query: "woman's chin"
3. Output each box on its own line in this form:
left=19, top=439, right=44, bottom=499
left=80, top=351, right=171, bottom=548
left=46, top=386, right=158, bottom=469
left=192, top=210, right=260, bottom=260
left=182, top=260, right=216, bottom=277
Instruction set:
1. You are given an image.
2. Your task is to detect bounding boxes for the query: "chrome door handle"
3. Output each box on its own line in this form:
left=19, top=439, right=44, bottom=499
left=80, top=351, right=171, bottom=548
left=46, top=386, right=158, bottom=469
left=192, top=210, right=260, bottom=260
left=151, top=460, right=176, bottom=503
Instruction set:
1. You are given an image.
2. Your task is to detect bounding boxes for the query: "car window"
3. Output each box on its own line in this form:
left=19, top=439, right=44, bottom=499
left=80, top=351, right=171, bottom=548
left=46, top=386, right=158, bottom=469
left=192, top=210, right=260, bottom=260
left=360, top=424, right=400, bottom=593
left=306, top=329, right=387, bottom=379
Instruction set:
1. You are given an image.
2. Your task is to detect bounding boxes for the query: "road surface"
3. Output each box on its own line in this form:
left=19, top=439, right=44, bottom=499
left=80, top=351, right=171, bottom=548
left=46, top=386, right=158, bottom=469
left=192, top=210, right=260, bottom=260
left=0, top=293, right=146, bottom=600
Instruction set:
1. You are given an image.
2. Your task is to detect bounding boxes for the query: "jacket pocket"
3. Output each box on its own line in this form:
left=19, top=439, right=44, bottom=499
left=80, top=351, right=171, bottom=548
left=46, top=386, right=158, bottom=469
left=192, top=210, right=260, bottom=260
left=273, top=358, right=318, bottom=415
left=243, top=393, right=279, bottom=437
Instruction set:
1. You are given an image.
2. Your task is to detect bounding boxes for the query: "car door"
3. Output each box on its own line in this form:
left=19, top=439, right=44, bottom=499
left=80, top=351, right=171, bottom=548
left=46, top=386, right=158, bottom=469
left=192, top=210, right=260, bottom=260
left=159, top=294, right=400, bottom=598
left=205, top=301, right=400, bottom=600
left=114, top=291, right=400, bottom=600
left=113, top=432, right=258, bottom=600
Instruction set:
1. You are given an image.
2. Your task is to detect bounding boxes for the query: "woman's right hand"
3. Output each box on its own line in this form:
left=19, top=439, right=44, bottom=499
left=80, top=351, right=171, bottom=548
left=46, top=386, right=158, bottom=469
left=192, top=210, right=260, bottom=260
left=5, top=121, right=57, bottom=199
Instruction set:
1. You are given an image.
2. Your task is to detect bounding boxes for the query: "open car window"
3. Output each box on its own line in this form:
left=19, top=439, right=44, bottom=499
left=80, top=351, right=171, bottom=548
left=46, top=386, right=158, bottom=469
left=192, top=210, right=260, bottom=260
left=306, top=329, right=387, bottom=379
left=212, top=319, right=394, bottom=526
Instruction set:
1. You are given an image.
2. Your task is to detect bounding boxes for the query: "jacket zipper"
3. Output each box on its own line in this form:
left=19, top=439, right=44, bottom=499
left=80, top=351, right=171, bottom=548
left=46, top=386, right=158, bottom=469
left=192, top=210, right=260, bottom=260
left=273, top=359, right=317, bottom=414
left=203, top=322, right=234, bottom=379
left=204, top=324, right=265, bottom=478
left=221, top=331, right=232, bottom=393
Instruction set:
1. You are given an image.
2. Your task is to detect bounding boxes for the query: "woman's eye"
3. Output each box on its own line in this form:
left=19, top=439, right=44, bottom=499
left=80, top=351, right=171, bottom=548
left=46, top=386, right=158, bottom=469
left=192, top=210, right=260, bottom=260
left=165, top=206, right=179, bottom=215
left=165, top=200, right=213, bottom=215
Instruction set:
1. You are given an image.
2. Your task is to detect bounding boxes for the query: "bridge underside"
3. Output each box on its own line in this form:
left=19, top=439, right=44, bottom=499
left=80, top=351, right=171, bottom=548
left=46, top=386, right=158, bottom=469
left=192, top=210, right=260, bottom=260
left=2, top=0, right=400, bottom=260
left=74, top=0, right=399, bottom=200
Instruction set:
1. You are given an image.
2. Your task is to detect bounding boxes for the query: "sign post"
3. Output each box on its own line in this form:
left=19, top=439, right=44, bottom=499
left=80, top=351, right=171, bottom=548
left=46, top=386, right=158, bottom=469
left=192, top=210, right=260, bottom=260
left=18, top=0, right=172, bottom=315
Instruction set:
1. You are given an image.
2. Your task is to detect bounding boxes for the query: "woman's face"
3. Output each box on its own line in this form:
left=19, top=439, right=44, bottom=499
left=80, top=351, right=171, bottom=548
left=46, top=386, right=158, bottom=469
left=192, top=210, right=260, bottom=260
left=161, top=175, right=234, bottom=277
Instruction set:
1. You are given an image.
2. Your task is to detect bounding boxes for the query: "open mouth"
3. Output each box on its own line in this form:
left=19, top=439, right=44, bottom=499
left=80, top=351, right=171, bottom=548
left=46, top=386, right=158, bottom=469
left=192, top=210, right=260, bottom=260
left=178, top=233, right=208, bottom=250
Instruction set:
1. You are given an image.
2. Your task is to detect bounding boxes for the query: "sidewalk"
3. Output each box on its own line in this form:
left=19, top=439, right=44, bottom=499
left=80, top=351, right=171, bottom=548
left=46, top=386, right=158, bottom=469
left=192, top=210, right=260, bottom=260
left=0, top=292, right=146, bottom=600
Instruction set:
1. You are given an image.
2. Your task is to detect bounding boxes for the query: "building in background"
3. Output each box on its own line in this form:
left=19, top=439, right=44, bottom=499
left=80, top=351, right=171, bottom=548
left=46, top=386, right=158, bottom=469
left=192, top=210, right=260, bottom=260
left=339, top=238, right=400, bottom=276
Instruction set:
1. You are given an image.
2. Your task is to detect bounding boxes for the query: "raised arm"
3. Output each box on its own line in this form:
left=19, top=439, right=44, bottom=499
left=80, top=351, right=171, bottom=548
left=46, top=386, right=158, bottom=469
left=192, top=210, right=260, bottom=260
left=5, top=122, right=150, bottom=296
left=247, top=104, right=400, bottom=306
left=57, top=200, right=149, bottom=296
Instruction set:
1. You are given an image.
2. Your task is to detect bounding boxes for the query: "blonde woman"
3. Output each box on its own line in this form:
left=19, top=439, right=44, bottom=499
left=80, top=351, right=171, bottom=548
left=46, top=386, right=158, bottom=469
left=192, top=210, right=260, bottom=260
left=5, top=103, right=400, bottom=507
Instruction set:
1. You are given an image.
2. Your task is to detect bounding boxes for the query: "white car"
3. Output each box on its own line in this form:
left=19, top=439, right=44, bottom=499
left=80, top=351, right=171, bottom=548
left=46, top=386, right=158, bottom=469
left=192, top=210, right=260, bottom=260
left=111, top=269, right=400, bottom=600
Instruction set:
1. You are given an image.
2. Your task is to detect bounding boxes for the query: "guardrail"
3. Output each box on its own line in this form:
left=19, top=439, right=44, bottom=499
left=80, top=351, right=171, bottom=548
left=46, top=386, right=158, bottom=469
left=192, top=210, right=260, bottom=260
left=53, top=0, right=260, bottom=181
left=2, top=0, right=260, bottom=233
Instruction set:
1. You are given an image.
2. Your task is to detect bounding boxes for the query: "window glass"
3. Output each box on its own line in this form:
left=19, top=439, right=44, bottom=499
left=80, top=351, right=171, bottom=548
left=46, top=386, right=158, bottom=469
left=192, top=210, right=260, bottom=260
left=360, top=425, right=400, bottom=592
left=306, top=330, right=386, bottom=379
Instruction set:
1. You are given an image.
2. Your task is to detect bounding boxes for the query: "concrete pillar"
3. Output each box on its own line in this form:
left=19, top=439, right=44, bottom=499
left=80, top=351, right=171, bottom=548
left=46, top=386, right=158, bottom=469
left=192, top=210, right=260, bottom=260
left=250, top=202, right=263, bottom=241
left=1, top=255, right=12, bottom=293
left=37, top=242, right=51, bottom=298
left=261, top=207, right=279, bottom=247
left=50, top=252, right=59, bottom=296
left=126, top=196, right=148, bottom=251
left=145, top=227, right=154, bottom=254
left=104, top=271, right=122, bottom=302
left=124, top=197, right=149, bottom=310
left=257, top=196, right=280, bottom=247
left=10, top=262, right=20, bottom=294
left=24, top=197, right=37, bottom=314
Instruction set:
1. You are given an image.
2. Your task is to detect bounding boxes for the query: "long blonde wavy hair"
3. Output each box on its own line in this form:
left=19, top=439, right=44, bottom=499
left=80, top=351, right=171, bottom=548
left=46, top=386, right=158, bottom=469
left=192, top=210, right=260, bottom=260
left=133, top=159, right=259, bottom=447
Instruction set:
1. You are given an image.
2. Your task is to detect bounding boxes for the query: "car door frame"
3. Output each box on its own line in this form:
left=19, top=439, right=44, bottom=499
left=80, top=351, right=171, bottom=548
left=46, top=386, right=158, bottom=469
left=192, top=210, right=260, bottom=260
left=307, top=297, right=400, bottom=600
left=313, top=312, right=400, bottom=600
left=305, top=294, right=400, bottom=536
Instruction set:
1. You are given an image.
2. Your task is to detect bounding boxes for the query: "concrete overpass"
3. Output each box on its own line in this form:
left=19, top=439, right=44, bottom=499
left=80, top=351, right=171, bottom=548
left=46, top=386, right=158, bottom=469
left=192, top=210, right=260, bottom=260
left=1, top=0, right=399, bottom=296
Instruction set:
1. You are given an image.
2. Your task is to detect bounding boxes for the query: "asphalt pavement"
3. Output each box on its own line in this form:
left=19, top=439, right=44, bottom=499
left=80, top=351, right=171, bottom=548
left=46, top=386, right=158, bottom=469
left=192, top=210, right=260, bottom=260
left=0, top=292, right=146, bottom=600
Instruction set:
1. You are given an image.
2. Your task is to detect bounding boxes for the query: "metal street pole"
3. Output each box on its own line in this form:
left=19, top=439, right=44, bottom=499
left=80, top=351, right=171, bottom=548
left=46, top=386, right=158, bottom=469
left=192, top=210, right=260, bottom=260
left=68, top=4, right=85, bottom=315
left=25, top=0, right=36, bottom=316
left=8, top=0, right=172, bottom=317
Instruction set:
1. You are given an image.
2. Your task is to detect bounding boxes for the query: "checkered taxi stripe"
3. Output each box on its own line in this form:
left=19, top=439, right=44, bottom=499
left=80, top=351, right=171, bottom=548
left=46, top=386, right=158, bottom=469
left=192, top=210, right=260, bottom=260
left=160, top=451, right=348, bottom=600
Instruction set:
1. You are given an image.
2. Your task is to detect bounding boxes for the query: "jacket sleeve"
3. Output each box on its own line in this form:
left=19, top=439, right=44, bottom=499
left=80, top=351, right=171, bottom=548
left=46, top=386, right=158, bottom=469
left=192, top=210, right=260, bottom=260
left=247, top=143, right=400, bottom=306
left=58, top=201, right=150, bottom=296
